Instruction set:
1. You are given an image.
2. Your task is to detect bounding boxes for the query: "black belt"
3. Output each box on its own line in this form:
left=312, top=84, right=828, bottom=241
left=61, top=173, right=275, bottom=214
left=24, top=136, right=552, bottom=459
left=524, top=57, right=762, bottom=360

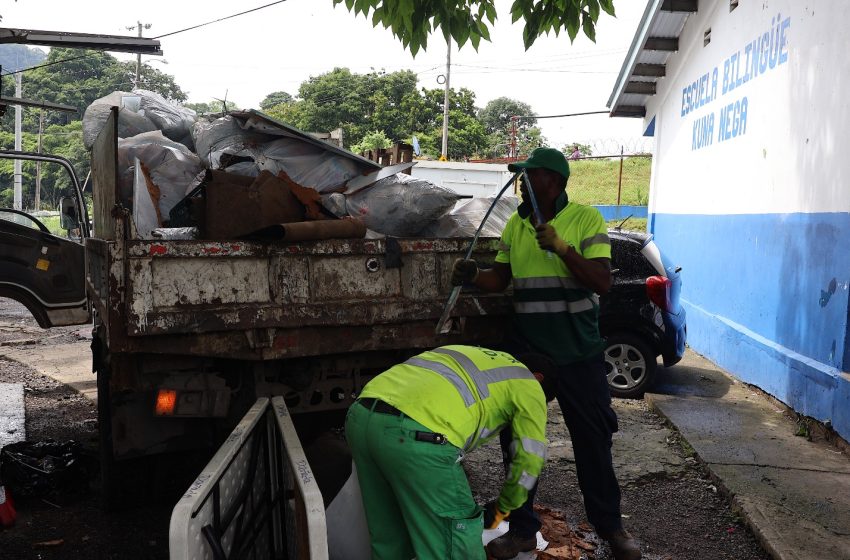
left=357, top=398, right=447, bottom=445
left=358, top=397, right=404, bottom=416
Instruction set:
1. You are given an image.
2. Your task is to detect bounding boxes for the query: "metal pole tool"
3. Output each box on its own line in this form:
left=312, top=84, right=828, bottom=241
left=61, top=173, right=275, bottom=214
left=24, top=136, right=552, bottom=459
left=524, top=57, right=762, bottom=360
left=435, top=172, right=521, bottom=335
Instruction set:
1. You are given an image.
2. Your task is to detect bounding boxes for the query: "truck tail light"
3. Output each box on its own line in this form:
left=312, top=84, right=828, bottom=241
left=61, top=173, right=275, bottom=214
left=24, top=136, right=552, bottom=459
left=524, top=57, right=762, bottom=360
left=646, top=275, right=672, bottom=313
left=155, top=389, right=178, bottom=416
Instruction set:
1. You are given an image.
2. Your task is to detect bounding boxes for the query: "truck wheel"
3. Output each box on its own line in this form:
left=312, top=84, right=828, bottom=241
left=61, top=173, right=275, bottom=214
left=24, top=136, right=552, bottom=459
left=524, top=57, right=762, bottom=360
left=604, top=332, right=657, bottom=399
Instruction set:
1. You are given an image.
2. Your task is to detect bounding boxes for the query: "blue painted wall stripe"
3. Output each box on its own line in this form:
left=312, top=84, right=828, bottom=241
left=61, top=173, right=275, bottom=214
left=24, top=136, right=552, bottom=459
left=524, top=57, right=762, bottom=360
left=594, top=205, right=648, bottom=221
left=651, top=211, right=850, bottom=440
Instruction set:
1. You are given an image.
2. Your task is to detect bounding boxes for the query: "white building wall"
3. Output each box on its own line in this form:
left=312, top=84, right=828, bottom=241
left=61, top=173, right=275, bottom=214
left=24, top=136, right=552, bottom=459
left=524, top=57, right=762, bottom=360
left=646, top=0, right=850, bottom=215
left=640, top=0, right=850, bottom=440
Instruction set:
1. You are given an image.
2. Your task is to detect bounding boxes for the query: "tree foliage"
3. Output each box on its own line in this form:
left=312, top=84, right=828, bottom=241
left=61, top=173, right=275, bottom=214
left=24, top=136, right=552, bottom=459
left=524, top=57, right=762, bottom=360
left=264, top=68, right=424, bottom=148
left=334, top=0, right=616, bottom=55
left=479, top=97, right=544, bottom=158
left=259, top=91, right=293, bottom=110
left=351, top=130, right=392, bottom=154
left=0, top=121, right=88, bottom=210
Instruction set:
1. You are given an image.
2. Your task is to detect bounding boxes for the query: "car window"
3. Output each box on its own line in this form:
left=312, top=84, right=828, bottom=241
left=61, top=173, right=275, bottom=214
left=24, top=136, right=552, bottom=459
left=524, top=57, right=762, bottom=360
left=0, top=209, right=41, bottom=230
left=611, top=237, right=658, bottom=278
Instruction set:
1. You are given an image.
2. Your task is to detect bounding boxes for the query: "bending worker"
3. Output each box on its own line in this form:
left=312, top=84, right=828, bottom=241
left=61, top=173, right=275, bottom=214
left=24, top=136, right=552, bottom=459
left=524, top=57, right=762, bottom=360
left=345, top=344, right=550, bottom=560
left=452, top=147, right=641, bottom=560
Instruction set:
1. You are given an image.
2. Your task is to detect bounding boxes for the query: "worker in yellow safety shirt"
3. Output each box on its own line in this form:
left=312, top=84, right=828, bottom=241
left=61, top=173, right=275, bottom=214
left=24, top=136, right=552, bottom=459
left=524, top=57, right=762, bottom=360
left=345, top=345, right=553, bottom=560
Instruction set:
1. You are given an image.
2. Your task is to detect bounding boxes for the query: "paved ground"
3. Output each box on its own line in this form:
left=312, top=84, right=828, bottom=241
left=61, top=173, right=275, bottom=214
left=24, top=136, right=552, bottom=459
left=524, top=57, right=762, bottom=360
left=648, top=352, right=850, bottom=560
left=0, top=297, right=785, bottom=559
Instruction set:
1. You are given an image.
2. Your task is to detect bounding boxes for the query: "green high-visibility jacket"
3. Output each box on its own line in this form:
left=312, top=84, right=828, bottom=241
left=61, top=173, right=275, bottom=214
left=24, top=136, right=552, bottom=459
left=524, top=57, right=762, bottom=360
left=360, top=345, right=548, bottom=513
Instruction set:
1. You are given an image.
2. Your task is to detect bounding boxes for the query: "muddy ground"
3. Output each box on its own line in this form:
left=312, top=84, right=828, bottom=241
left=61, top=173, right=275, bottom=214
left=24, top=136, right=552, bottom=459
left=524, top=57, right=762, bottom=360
left=0, top=298, right=770, bottom=560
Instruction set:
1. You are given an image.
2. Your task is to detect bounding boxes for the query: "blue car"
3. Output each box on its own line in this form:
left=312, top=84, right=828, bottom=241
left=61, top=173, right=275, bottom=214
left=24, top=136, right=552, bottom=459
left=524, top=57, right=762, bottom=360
left=600, top=230, right=687, bottom=398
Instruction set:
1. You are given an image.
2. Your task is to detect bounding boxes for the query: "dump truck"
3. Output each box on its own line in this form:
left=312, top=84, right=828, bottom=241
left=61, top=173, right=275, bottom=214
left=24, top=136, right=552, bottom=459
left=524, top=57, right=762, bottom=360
left=0, top=107, right=512, bottom=506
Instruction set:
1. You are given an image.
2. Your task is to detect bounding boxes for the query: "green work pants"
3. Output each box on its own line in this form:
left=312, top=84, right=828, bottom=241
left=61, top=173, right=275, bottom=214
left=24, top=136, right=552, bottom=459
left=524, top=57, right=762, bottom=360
left=345, top=400, right=485, bottom=560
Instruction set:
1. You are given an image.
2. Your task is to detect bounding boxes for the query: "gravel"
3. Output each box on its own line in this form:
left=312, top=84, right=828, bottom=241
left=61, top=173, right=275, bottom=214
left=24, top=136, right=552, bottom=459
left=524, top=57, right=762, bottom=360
left=0, top=297, right=770, bottom=559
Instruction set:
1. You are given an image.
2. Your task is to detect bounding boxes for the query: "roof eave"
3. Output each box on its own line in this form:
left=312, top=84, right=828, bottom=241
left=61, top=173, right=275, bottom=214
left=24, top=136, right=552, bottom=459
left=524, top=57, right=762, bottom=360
left=607, top=0, right=665, bottom=113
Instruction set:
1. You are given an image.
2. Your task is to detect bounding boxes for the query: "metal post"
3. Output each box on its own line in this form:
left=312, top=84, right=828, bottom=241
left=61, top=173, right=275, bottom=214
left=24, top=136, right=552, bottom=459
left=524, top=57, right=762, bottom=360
left=616, top=145, right=624, bottom=206
left=135, top=21, right=142, bottom=86
left=440, top=38, right=451, bottom=161
left=13, top=72, right=22, bottom=210
left=509, top=116, right=519, bottom=160
left=35, top=110, right=43, bottom=210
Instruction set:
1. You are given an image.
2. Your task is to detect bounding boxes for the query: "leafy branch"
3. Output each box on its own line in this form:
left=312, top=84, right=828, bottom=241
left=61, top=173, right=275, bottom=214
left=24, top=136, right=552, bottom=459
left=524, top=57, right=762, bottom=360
left=333, top=0, right=616, bottom=55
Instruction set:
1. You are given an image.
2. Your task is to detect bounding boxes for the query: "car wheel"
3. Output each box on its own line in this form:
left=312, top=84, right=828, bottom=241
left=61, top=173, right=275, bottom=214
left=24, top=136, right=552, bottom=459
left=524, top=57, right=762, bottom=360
left=604, top=333, right=657, bottom=399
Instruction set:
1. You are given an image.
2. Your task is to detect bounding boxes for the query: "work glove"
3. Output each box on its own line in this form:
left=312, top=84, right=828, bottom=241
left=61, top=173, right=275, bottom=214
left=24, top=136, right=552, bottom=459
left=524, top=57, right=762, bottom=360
left=451, top=258, right=479, bottom=286
left=535, top=224, right=572, bottom=257
left=483, top=501, right=510, bottom=530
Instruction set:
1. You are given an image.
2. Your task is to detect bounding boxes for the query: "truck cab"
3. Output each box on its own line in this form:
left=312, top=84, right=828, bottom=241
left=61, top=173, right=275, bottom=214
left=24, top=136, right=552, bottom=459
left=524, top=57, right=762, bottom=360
left=0, top=151, right=91, bottom=328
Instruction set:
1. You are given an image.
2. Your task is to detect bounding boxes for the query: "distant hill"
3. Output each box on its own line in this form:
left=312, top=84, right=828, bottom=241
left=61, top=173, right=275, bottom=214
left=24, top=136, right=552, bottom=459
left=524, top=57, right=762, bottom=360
left=0, top=44, right=47, bottom=73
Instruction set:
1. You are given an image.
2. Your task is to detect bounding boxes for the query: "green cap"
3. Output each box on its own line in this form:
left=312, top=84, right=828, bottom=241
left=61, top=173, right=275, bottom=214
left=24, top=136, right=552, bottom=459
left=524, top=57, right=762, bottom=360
left=508, top=147, right=570, bottom=180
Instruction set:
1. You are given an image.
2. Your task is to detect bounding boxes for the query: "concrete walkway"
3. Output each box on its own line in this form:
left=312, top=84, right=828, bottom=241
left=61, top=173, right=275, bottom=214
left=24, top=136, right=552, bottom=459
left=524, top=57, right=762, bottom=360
left=647, top=350, right=850, bottom=560
left=0, top=342, right=96, bottom=401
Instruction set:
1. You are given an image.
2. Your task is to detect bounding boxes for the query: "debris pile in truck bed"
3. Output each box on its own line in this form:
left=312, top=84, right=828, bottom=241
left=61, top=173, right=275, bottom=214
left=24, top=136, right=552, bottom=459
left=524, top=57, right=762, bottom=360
left=84, top=91, right=517, bottom=242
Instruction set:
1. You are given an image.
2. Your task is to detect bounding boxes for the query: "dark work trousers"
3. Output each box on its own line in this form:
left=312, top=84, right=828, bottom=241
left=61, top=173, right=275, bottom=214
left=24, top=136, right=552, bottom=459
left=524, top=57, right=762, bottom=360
left=499, top=353, right=623, bottom=537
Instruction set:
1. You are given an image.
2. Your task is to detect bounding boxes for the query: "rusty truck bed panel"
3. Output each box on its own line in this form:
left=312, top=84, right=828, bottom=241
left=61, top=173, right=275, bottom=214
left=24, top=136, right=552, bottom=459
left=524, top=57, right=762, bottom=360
left=90, top=236, right=511, bottom=357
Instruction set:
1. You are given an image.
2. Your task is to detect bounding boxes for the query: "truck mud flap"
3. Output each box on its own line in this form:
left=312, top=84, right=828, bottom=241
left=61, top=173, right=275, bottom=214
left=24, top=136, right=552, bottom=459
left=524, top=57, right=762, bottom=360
left=169, top=397, right=328, bottom=559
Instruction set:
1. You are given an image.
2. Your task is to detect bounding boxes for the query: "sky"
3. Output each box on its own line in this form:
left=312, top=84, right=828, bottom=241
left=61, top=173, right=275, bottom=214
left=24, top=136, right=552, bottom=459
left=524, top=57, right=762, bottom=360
left=1, top=0, right=651, bottom=154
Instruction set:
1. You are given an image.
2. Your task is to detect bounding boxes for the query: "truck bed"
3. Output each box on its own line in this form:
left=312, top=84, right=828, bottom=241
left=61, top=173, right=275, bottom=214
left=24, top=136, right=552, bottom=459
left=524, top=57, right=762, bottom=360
left=87, top=236, right=511, bottom=360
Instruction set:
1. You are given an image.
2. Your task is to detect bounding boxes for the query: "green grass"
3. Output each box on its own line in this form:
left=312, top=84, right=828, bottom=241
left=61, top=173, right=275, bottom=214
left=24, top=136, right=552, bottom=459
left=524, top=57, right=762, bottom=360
left=567, top=156, right=651, bottom=206
left=39, top=215, right=63, bottom=236
left=607, top=217, right=647, bottom=232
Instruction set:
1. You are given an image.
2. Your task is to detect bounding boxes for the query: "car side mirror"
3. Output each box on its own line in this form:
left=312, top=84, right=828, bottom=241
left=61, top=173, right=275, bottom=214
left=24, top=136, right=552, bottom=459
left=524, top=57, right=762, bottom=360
left=59, top=196, right=78, bottom=230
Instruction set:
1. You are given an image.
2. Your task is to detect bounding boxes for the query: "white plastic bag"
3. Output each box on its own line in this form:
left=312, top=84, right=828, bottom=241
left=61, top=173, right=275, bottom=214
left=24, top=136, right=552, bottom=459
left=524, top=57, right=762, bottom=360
left=82, top=91, right=157, bottom=149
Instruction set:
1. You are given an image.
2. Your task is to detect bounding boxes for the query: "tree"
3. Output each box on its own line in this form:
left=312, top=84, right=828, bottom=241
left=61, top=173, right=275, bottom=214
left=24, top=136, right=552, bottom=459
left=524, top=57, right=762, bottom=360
left=269, top=68, right=423, bottom=148
left=115, top=61, right=187, bottom=102
left=259, top=91, right=293, bottom=110
left=351, top=130, right=392, bottom=154
left=479, top=97, right=536, bottom=135
left=413, top=87, right=488, bottom=159
left=478, top=97, right=545, bottom=158
left=184, top=99, right=241, bottom=115
left=335, top=0, right=616, bottom=55
left=6, top=48, right=187, bottom=129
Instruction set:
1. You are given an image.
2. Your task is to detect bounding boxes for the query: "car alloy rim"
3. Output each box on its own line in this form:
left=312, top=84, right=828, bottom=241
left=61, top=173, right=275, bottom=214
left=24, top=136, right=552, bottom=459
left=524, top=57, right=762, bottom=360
left=605, top=343, right=647, bottom=390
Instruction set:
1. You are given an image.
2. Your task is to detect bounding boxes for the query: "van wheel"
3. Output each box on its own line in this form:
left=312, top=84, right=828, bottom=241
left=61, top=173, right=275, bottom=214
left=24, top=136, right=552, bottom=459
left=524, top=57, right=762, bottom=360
left=604, top=333, right=656, bottom=399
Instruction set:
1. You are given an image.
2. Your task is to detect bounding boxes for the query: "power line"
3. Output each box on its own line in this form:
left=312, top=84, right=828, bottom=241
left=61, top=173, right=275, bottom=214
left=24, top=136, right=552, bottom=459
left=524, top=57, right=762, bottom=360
left=1, top=0, right=290, bottom=79
left=515, top=110, right=610, bottom=120
left=154, top=0, right=289, bottom=39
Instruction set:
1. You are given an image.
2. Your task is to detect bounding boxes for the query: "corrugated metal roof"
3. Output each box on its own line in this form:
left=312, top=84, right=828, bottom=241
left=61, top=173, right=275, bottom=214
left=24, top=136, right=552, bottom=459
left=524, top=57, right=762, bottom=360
left=607, top=0, right=696, bottom=118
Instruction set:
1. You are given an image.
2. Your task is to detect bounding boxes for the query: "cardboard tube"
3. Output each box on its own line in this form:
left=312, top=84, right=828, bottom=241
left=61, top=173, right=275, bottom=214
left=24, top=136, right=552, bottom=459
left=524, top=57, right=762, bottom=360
left=246, top=219, right=367, bottom=241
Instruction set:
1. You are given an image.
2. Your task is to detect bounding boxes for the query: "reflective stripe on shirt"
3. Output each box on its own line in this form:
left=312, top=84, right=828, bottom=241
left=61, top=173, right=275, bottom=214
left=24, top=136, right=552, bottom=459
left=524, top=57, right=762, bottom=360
left=432, top=347, right=533, bottom=399
left=403, top=357, right=477, bottom=407
left=509, top=438, right=547, bottom=460
left=518, top=471, right=538, bottom=491
left=513, top=276, right=583, bottom=290
left=514, top=299, right=594, bottom=314
left=580, top=233, right=611, bottom=252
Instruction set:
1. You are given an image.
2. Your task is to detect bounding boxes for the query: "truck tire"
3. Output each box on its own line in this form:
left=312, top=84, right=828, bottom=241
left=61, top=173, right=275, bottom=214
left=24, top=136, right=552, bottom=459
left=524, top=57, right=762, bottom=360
left=603, top=332, right=657, bottom=399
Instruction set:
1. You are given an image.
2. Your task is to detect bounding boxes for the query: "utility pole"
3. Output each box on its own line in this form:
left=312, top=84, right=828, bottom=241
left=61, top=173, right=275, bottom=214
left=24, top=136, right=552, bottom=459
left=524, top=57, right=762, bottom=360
left=440, top=38, right=451, bottom=161
left=35, top=110, right=44, bottom=210
left=128, top=21, right=152, bottom=86
left=13, top=71, right=22, bottom=210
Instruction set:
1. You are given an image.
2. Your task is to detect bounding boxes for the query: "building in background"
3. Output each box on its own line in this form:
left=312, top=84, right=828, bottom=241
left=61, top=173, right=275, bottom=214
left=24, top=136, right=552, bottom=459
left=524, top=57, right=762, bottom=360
left=608, top=0, right=850, bottom=440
